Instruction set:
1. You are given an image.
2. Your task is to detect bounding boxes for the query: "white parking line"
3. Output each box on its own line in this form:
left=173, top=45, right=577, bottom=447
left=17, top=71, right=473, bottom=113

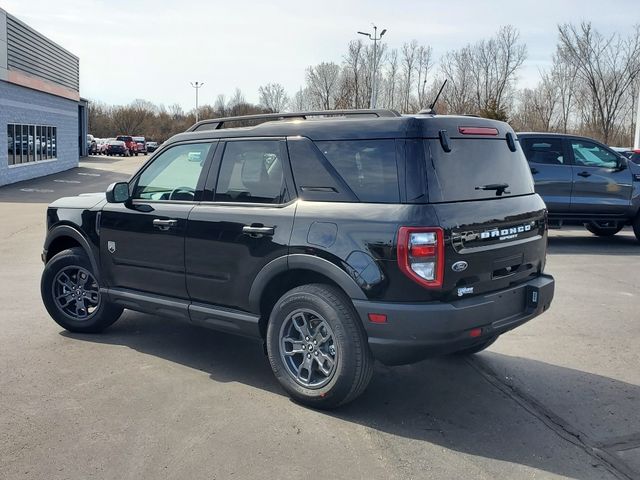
left=53, top=179, right=81, bottom=184
left=20, top=188, right=54, bottom=193
left=77, top=173, right=101, bottom=177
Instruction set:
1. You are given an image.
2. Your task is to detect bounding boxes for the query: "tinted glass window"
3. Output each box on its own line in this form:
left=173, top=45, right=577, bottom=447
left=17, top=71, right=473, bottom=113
left=215, top=140, right=286, bottom=204
left=7, top=124, right=57, bottom=165
left=426, top=138, right=534, bottom=202
left=287, top=137, right=355, bottom=202
left=521, top=138, right=565, bottom=165
left=315, top=140, right=399, bottom=203
left=570, top=140, right=618, bottom=168
left=133, top=142, right=212, bottom=201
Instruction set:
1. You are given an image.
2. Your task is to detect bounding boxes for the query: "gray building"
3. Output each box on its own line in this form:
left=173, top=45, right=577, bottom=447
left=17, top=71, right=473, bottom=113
left=0, top=8, right=87, bottom=187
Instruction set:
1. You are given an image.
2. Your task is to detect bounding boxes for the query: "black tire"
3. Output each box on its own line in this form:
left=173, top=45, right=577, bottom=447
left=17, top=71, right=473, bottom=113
left=453, top=336, right=498, bottom=356
left=41, top=247, right=123, bottom=333
left=585, top=221, right=623, bottom=237
left=266, top=284, right=373, bottom=409
left=633, top=214, right=640, bottom=243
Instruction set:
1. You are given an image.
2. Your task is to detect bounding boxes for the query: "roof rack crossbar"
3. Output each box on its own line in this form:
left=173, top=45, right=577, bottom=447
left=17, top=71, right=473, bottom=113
left=187, top=109, right=401, bottom=132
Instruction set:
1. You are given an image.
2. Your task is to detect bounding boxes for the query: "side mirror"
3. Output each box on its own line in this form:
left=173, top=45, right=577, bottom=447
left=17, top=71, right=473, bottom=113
left=106, top=182, right=130, bottom=203
left=616, top=155, right=628, bottom=171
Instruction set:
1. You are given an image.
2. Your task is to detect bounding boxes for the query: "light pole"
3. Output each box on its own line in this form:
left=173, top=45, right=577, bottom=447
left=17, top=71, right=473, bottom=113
left=190, top=81, right=204, bottom=123
left=358, top=25, right=387, bottom=109
left=634, top=87, right=640, bottom=149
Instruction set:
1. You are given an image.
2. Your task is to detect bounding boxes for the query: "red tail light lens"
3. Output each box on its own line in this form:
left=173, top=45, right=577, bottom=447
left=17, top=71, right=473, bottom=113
left=397, top=227, right=444, bottom=288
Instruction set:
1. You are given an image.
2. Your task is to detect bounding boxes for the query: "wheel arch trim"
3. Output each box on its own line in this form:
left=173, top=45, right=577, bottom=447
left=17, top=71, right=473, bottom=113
left=248, top=254, right=366, bottom=312
left=44, top=225, right=101, bottom=281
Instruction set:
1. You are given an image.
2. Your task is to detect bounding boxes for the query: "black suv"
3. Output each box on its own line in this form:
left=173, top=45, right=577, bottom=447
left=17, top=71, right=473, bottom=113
left=519, top=133, right=640, bottom=240
left=40, top=110, right=555, bottom=408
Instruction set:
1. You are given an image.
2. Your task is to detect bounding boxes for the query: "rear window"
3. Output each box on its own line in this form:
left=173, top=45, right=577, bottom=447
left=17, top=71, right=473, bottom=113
left=315, top=140, right=399, bottom=203
left=426, top=138, right=534, bottom=202
left=117, top=136, right=132, bottom=142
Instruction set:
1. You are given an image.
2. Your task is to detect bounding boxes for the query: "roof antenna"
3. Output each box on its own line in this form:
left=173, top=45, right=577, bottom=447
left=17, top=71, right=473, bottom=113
left=418, top=79, right=447, bottom=115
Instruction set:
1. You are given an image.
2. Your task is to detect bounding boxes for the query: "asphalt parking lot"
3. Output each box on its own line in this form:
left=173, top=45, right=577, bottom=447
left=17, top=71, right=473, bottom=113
left=1, top=155, right=639, bottom=480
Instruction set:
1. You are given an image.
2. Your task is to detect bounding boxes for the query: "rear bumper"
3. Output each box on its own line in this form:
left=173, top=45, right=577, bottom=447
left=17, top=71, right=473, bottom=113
left=353, top=274, right=554, bottom=365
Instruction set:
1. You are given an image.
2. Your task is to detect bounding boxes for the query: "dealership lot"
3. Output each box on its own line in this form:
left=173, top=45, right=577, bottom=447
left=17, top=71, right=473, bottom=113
left=0, top=156, right=639, bottom=480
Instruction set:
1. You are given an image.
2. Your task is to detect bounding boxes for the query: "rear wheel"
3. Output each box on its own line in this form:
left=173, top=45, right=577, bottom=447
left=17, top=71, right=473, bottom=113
left=41, top=247, right=123, bottom=333
left=266, top=284, right=373, bottom=409
left=585, top=221, right=623, bottom=237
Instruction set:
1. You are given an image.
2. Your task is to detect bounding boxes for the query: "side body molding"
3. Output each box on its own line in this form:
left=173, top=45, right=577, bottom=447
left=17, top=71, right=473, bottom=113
left=248, top=254, right=367, bottom=312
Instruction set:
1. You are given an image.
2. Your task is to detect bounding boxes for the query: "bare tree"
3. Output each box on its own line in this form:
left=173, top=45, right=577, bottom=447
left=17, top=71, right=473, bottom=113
left=382, top=48, right=400, bottom=110
left=550, top=50, right=578, bottom=133
left=344, top=40, right=365, bottom=108
left=229, top=88, right=246, bottom=108
left=558, top=22, right=640, bottom=143
left=258, top=82, right=289, bottom=112
left=440, top=46, right=475, bottom=114
left=416, top=45, right=434, bottom=108
left=306, top=62, right=341, bottom=110
left=214, top=94, right=228, bottom=116
left=291, top=87, right=312, bottom=112
left=470, top=25, right=527, bottom=119
left=401, top=41, right=419, bottom=112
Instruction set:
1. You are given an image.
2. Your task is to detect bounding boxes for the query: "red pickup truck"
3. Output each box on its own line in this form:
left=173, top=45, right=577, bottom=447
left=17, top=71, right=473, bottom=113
left=116, top=136, right=139, bottom=156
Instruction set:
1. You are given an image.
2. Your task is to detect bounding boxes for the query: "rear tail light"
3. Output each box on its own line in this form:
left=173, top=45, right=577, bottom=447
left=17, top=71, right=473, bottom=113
left=397, top=227, right=444, bottom=288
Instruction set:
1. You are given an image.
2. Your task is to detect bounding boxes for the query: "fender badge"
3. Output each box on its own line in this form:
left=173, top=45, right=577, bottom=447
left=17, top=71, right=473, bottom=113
left=107, top=241, right=116, bottom=254
left=452, top=261, right=468, bottom=272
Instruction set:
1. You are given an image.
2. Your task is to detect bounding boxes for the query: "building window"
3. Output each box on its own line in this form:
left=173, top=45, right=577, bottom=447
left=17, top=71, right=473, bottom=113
left=7, top=124, right=57, bottom=166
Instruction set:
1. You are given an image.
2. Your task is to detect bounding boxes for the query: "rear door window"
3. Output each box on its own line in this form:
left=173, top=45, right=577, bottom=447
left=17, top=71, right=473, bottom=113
left=521, top=138, right=565, bottom=165
left=426, top=138, right=534, bottom=202
left=215, top=140, right=287, bottom=204
left=315, top=140, right=399, bottom=203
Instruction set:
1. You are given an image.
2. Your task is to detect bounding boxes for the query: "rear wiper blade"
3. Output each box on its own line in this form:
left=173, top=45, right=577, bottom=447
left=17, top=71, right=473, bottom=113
left=475, top=183, right=510, bottom=196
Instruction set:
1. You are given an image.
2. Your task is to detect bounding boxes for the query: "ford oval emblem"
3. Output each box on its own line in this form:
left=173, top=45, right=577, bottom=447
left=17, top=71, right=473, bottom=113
left=452, top=261, right=468, bottom=272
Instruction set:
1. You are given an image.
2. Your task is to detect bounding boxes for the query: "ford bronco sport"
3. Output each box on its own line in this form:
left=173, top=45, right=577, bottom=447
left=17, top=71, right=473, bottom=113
left=41, top=109, right=555, bottom=408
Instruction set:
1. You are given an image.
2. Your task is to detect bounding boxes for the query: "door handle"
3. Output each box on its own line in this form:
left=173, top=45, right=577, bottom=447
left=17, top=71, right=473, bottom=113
left=153, top=218, right=178, bottom=231
left=577, top=171, right=591, bottom=178
left=242, top=225, right=275, bottom=237
left=530, top=167, right=539, bottom=175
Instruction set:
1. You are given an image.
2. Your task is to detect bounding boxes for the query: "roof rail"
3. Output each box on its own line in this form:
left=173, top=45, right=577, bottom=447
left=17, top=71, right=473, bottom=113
left=186, top=109, right=401, bottom=132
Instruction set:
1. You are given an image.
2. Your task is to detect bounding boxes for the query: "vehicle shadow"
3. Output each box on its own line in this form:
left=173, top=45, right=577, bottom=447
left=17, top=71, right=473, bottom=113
left=547, top=227, right=639, bottom=256
left=62, top=311, right=638, bottom=479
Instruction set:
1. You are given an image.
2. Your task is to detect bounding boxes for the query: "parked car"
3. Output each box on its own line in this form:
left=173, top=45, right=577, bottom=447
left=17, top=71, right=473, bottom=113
left=146, top=141, right=159, bottom=153
left=87, top=134, right=97, bottom=155
left=611, top=147, right=640, bottom=165
left=133, top=136, right=147, bottom=154
left=116, top=135, right=139, bottom=156
left=519, top=132, right=640, bottom=240
left=95, top=138, right=108, bottom=155
left=106, top=140, right=129, bottom=156
left=40, top=109, right=555, bottom=408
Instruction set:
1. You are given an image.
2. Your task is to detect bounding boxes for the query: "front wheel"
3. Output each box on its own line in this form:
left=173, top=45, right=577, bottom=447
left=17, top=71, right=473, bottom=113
left=266, top=284, right=373, bottom=409
left=633, top=214, right=640, bottom=243
left=41, top=247, right=123, bottom=333
left=585, top=221, right=623, bottom=237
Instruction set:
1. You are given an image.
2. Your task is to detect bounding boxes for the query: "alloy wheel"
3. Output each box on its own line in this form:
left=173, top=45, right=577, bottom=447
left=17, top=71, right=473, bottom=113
left=279, top=308, right=338, bottom=389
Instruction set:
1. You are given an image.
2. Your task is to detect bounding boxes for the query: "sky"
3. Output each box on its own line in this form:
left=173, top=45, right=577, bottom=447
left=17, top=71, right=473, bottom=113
left=2, top=0, right=638, bottom=111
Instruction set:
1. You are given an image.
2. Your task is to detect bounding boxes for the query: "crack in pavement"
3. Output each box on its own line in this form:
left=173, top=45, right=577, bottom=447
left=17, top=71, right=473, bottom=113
left=467, top=357, right=638, bottom=480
